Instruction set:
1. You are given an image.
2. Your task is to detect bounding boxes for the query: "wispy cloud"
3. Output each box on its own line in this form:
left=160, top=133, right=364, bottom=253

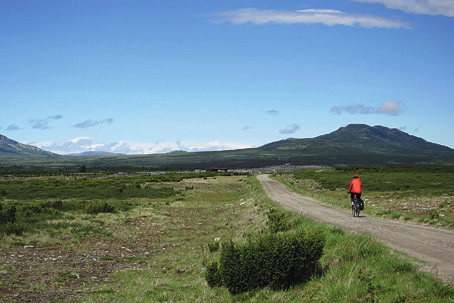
left=354, top=0, right=454, bottom=17
left=212, top=8, right=412, bottom=29
left=398, top=125, right=421, bottom=134
left=32, top=137, right=260, bottom=155
left=267, top=110, right=279, bottom=116
left=331, top=104, right=376, bottom=115
left=7, top=124, right=20, bottom=131
left=280, top=124, right=300, bottom=134
left=29, top=115, right=62, bottom=130
left=330, top=101, right=405, bottom=116
left=73, top=118, right=114, bottom=128
left=242, top=125, right=253, bottom=131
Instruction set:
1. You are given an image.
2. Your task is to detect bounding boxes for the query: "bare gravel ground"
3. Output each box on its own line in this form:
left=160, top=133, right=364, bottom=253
left=0, top=223, right=159, bottom=302
left=258, top=174, right=454, bottom=284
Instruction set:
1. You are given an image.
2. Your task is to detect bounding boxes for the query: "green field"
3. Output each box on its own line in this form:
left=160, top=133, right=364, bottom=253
left=1, top=169, right=453, bottom=302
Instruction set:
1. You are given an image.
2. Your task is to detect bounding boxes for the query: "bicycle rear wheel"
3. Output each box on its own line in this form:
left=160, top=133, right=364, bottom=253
left=355, top=204, right=360, bottom=217
left=352, top=197, right=356, bottom=217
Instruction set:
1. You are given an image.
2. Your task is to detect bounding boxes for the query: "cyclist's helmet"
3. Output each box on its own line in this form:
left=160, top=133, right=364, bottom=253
left=353, top=175, right=359, bottom=178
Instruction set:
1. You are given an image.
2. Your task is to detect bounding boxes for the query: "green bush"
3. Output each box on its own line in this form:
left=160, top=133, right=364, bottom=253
left=205, top=262, right=222, bottom=288
left=0, top=204, right=16, bottom=225
left=428, top=209, right=439, bottom=219
left=2, top=222, right=24, bottom=236
left=266, top=208, right=291, bottom=233
left=21, top=201, right=63, bottom=215
left=207, top=228, right=326, bottom=294
left=84, top=202, right=115, bottom=214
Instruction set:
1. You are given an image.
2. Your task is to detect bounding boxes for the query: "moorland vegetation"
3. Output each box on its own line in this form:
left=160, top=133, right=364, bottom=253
left=0, top=167, right=453, bottom=302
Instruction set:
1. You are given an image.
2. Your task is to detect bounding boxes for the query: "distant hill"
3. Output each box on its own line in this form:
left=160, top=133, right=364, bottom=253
left=168, top=150, right=187, bottom=154
left=0, top=134, right=58, bottom=157
left=315, top=124, right=451, bottom=154
left=66, top=151, right=127, bottom=157
left=261, top=124, right=452, bottom=156
left=257, top=124, right=453, bottom=166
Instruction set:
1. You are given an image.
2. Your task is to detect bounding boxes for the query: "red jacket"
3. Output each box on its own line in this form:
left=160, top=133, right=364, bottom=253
left=349, top=178, right=362, bottom=194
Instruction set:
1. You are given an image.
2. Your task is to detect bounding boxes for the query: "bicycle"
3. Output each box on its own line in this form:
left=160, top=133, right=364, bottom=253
left=352, top=196, right=360, bottom=217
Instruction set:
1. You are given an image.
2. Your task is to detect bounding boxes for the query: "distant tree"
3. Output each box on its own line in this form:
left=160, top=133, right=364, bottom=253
left=79, top=165, right=86, bottom=173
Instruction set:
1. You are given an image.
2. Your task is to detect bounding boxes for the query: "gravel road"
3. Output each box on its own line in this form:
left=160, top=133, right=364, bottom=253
left=257, top=174, right=454, bottom=284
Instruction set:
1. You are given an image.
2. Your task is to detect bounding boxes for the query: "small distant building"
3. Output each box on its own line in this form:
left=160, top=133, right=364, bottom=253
left=205, top=168, right=228, bottom=172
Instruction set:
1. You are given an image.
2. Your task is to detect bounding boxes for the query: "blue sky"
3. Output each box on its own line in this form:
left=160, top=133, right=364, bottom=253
left=1, top=0, right=453, bottom=154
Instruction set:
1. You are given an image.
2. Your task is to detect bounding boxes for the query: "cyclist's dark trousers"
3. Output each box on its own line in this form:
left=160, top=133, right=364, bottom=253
left=351, top=193, right=361, bottom=203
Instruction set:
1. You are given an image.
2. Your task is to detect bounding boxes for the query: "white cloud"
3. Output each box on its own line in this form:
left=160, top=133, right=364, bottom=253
left=331, top=100, right=405, bottom=116
left=354, top=0, right=454, bottom=17
left=280, top=124, right=300, bottom=134
left=376, top=101, right=405, bottom=115
left=32, top=137, right=260, bottom=155
left=213, top=8, right=412, bottom=29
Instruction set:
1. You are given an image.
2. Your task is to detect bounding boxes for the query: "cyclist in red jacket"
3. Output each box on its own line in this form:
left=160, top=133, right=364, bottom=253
left=348, top=175, right=362, bottom=207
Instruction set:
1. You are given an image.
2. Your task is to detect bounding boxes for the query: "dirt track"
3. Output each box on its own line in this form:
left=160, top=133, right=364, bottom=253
left=257, top=174, right=454, bottom=284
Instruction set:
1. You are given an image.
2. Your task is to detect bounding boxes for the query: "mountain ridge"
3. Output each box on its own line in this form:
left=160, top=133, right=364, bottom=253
left=0, top=134, right=58, bottom=157
left=1, top=124, right=453, bottom=168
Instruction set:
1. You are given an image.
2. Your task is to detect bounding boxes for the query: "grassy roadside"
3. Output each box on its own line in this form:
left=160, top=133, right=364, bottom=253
left=1, top=173, right=453, bottom=302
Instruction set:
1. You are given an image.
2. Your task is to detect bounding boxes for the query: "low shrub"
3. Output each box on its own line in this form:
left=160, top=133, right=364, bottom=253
left=428, top=209, right=440, bottom=219
left=84, top=202, right=115, bottom=214
left=1, top=222, right=24, bottom=236
left=206, top=228, right=326, bottom=294
left=207, top=242, right=220, bottom=253
left=0, top=204, right=16, bottom=225
left=21, top=201, right=62, bottom=215
left=205, top=262, right=222, bottom=288
left=265, top=208, right=291, bottom=233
